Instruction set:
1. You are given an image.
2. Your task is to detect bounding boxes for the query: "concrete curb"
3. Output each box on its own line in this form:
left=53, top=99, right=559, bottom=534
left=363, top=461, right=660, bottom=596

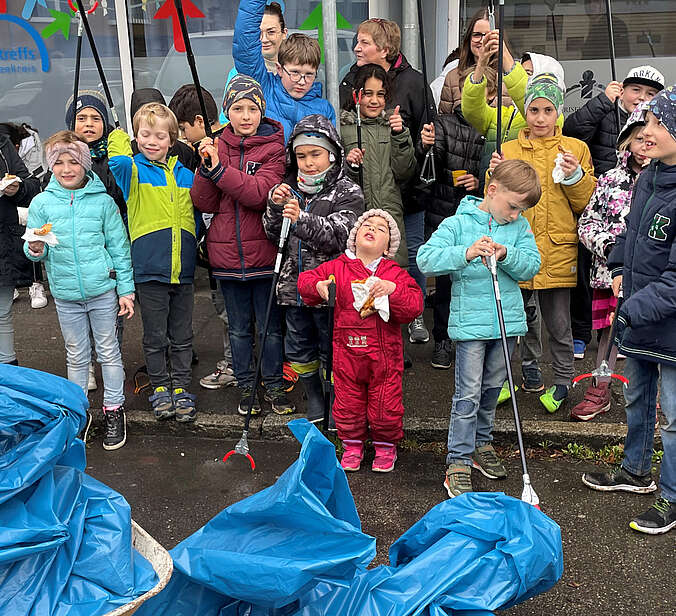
left=92, top=409, right=662, bottom=450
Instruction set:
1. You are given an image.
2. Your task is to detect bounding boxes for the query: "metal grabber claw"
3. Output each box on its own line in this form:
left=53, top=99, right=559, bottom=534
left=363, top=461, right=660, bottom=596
left=572, top=360, right=629, bottom=388
left=222, top=431, right=256, bottom=470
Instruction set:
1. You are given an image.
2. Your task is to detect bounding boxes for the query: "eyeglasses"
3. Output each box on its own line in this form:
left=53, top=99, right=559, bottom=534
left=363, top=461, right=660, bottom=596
left=281, top=66, right=317, bottom=84
left=471, top=31, right=489, bottom=41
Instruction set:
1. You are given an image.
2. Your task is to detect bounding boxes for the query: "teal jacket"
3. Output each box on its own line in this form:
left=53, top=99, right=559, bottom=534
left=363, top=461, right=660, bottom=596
left=417, top=196, right=540, bottom=341
left=24, top=172, right=134, bottom=302
left=108, top=129, right=196, bottom=285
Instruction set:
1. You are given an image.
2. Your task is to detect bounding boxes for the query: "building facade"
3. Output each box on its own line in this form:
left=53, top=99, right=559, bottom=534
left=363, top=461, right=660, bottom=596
left=0, top=1, right=674, bottom=138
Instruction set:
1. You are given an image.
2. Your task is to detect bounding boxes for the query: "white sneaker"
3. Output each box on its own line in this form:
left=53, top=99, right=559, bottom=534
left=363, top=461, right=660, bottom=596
left=29, top=282, right=48, bottom=309
left=13, top=288, right=19, bottom=301
left=88, top=363, right=97, bottom=391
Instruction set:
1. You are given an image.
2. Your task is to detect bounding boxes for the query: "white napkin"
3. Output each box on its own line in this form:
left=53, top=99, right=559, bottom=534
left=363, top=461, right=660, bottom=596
left=22, top=227, right=59, bottom=247
left=0, top=175, right=21, bottom=196
left=552, top=153, right=566, bottom=184
left=351, top=276, right=390, bottom=322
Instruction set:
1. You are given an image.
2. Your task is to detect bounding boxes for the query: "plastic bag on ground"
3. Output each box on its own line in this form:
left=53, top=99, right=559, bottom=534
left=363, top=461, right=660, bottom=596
left=0, top=364, right=158, bottom=615
left=138, top=420, right=563, bottom=615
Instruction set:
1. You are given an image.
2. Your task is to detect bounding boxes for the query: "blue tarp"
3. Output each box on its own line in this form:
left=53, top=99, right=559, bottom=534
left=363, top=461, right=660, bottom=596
left=138, top=419, right=564, bottom=616
left=0, top=365, right=158, bottom=615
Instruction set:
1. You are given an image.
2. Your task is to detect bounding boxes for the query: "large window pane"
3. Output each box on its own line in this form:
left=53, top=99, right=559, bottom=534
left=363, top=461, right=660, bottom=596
left=0, top=0, right=125, bottom=136
left=129, top=0, right=367, bottom=111
left=461, top=0, right=676, bottom=115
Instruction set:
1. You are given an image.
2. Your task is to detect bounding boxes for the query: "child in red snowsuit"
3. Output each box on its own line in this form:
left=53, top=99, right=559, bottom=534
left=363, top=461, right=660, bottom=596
left=298, top=209, right=423, bottom=473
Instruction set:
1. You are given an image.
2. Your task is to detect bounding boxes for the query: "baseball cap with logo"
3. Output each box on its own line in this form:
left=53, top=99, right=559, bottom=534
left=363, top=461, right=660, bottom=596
left=623, top=65, right=665, bottom=92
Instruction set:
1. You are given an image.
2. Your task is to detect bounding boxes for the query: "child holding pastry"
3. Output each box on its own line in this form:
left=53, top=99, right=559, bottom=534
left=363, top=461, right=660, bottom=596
left=297, top=209, right=423, bottom=473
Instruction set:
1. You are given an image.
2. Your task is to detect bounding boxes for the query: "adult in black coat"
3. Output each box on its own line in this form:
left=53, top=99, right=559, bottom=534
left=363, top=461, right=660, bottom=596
left=0, top=132, right=41, bottom=364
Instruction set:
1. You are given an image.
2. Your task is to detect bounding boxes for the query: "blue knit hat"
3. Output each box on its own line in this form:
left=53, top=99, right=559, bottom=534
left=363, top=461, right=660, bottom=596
left=65, top=90, right=110, bottom=130
left=647, top=84, right=676, bottom=144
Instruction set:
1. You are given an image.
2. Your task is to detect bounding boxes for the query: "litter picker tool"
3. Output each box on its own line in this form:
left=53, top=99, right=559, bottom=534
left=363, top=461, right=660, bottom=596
left=71, top=0, right=120, bottom=127
left=174, top=0, right=213, bottom=166
left=71, top=12, right=84, bottom=131
left=491, top=0, right=506, bottom=156
left=417, top=0, right=435, bottom=185
left=323, top=275, right=336, bottom=432
left=352, top=89, right=364, bottom=188
left=486, top=253, right=540, bottom=508
left=604, top=0, right=622, bottom=133
left=572, top=298, right=628, bottom=388
left=223, top=215, right=292, bottom=470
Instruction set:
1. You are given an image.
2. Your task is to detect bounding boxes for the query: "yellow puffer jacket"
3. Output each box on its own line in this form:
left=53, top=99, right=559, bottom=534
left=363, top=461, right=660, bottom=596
left=501, top=127, right=597, bottom=289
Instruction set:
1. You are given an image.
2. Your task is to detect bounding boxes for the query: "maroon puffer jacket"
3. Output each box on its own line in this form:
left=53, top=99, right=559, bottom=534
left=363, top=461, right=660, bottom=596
left=191, top=119, right=285, bottom=279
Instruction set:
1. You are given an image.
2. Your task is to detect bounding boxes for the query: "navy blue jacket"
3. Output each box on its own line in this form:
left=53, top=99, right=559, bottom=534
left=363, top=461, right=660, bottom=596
left=608, top=160, right=676, bottom=366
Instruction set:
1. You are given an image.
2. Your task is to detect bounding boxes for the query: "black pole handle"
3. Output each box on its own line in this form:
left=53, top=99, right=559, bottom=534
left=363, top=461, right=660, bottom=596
left=322, top=278, right=336, bottom=432
left=604, top=0, right=622, bottom=133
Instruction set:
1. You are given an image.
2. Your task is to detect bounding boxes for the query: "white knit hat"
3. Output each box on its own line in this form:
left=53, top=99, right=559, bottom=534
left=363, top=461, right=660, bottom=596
left=347, top=209, right=401, bottom=259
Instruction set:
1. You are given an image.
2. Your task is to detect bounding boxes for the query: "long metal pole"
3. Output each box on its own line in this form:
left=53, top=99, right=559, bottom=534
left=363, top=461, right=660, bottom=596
left=604, top=0, right=621, bottom=132
left=71, top=16, right=83, bottom=131
left=496, top=0, right=505, bottom=155
left=322, top=0, right=340, bottom=120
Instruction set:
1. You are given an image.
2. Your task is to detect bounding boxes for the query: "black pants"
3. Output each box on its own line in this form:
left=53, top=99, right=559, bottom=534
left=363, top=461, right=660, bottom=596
left=432, top=275, right=452, bottom=342
left=137, top=281, right=194, bottom=390
left=570, top=244, right=593, bottom=345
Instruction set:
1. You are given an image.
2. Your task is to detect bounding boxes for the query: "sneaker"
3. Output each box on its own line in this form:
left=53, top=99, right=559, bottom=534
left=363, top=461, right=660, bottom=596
left=149, top=386, right=175, bottom=420
left=102, top=406, right=126, bottom=451
left=471, top=444, right=507, bottom=480
left=573, top=339, right=586, bottom=360
left=616, top=352, right=626, bottom=360
left=497, top=380, right=517, bottom=405
left=88, top=362, right=97, bottom=391
left=582, top=465, right=657, bottom=494
left=570, top=383, right=611, bottom=421
left=12, top=288, right=19, bottom=301
left=408, top=315, right=430, bottom=344
left=173, top=388, right=197, bottom=423
left=199, top=360, right=237, bottom=389
left=264, top=388, right=296, bottom=415
left=540, top=384, right=569, bottom=413
left=372, top=441, right=397, bottom=472
left=431, top=339, right=452, bottom=369
left=340, top=439, right=364, bottom=472
left=444, top=463, right=473, bottom=498
left=29, top=282, right=48, bottom=309
left=629, top=498, right=676, bottom=535
left=238, top=388, right=261, bottom=416
left=522, top=363, right=544, bottom=393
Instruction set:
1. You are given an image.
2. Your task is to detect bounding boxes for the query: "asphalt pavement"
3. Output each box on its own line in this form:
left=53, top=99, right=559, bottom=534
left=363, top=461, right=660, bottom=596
left=86, top=433, right=675, bottom=616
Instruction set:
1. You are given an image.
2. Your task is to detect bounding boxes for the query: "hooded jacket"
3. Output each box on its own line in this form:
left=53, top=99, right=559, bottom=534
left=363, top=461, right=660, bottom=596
left=24, top=172, right=133, bottom=302
left=0, top=134, right=40, bottom=287
left=608, top=160, right=676, bottom=366
left=414, top=108, right=486, bottom=234
left=234, top=0, right=335, bottom=143
left=417, top=196, right=541, bottom=341
left=108, top=129, right=196, bottom=285
left=191, top=119, right=285, bottom=279
left=340, top=109, right=415, bottom=266
left=263, top=114, right=364, bottom=306
left=578, top=150, right=639, bottom=289
left=563, top=92, right=629, bottom=176
left=499, top=127, right=596, bottom=289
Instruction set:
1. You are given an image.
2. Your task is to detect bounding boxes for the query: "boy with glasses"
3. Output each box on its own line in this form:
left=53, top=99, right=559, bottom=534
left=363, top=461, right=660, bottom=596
left=234, top=0, right=335, bottom=142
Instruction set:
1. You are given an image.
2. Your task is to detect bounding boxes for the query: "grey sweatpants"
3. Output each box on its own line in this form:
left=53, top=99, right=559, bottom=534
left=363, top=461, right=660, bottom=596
left=520, top=288, right=574, bottom=386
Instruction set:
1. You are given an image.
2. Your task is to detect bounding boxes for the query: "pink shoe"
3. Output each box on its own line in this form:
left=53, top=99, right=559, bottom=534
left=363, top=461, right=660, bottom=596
left=340, top=440, right=364, bottom=472
left=372, top=441, right=397, bottom=473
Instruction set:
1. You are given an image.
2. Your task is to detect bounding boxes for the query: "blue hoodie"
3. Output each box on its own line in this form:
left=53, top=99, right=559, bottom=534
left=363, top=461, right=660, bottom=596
left=417, top=196, right=540, bottom=341
left=24, top=172, right=134, bottom=302
left=233, top=0, right=336, bottom=142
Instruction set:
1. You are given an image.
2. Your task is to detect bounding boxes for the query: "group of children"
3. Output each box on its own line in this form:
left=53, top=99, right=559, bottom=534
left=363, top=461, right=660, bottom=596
left=2, top=3, right=675, bottom=534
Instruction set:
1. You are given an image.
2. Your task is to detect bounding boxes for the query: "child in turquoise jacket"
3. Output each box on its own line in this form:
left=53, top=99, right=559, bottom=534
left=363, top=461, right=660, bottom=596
left=25, top=130, right=134, bottom=451
left=417, top=160, right=541, bottom=498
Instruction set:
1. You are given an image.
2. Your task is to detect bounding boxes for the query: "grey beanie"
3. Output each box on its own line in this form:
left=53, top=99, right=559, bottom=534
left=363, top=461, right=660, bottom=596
left=347, top=209, right=401, bottom=260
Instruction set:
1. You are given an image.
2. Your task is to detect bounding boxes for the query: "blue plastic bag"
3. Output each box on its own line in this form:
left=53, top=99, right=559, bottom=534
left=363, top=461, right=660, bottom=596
left=0, top=365, right=158, bottom=615
left=139, top=419, right=563, bottom=616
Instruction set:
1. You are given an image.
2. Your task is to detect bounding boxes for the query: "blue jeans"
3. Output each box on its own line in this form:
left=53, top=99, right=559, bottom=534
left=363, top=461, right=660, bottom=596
left=285, top=306, right=330, bottom=374
left=0, top=286, right=16, bottom=364
left=404, top=211, right=426, bottom=297
left=622, top=358, right=676, bottom=502
left=54, top=289, right=124, bottom=406
left=447, top=338, right=515, bottom=465
left=220, top=279, right=283, bottom=391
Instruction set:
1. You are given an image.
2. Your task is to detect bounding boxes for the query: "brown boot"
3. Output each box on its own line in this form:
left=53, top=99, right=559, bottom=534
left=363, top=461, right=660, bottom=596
left=571, top=382, right=611, bottom=421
